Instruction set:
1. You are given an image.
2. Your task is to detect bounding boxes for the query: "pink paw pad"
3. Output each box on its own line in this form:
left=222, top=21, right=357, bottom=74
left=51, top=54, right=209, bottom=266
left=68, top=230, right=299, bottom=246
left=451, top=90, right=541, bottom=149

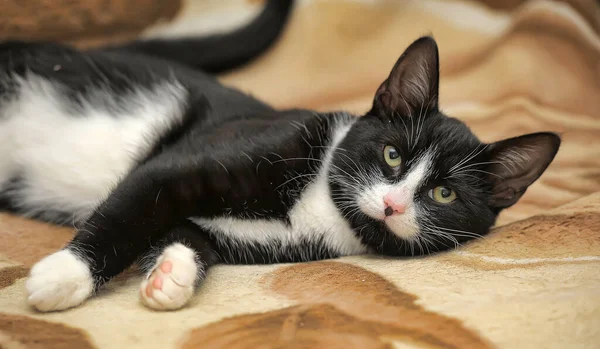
left=139, top=244, right=198, bottom=311
left=152, top=275, right=163, bottom=289
left=145, top=261, right=170, bottom=296
left=160, top=260, right=172, bottom=273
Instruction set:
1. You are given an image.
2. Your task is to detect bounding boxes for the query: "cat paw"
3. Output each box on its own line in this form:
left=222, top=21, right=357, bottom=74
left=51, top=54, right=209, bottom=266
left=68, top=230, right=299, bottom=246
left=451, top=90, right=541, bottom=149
left=25, top=249, right=94, bottom=312
left=140, top=243, right=198, bottom=311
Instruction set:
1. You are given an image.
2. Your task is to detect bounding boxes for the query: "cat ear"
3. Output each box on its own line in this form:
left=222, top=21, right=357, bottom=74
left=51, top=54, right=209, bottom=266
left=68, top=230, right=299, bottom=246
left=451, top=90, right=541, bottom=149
left=372, top=36, right=440, bottom=117
left=485, top=132, right=561, bottom=209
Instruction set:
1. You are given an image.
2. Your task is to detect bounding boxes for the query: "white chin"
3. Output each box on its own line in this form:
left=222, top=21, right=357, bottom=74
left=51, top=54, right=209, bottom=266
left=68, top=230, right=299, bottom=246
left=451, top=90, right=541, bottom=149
left=384, top=213, right=419, bottom=239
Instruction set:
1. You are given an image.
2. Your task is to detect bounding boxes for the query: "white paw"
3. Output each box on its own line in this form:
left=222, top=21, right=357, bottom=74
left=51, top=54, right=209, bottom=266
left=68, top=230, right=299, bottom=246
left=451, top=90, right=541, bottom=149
left=140, top=243, right=199, bottom=311
left=26, top=249, right=94, bottom=312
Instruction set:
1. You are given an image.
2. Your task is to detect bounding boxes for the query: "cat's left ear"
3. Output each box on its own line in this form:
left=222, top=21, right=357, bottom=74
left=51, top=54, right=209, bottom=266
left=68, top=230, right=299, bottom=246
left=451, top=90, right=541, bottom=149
left=371, top=36, right=440, bottom=118
left=485, top=132, right=561, bottom=209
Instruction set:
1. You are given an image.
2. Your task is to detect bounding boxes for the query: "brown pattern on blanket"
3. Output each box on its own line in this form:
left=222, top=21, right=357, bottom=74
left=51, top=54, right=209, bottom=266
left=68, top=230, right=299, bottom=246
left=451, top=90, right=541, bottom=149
left=0, top=266, right=29, bottom=290
left=183, top=262, right=492, bottom=349
left=0, top=0, right=182, bottom=47
left=0, top=313, right=96, bottom=349
left=0, top=214, right=74, bottom=267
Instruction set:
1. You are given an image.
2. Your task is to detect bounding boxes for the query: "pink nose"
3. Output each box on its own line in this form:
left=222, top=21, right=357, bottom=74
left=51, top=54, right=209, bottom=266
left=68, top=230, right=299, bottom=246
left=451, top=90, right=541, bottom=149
left=384, top=194, right=406, bottom=215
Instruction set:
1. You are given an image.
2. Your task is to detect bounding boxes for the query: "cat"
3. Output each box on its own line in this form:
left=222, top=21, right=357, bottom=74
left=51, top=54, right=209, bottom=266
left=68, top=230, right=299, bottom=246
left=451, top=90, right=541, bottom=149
left=0, top=0, right=560, bottom=312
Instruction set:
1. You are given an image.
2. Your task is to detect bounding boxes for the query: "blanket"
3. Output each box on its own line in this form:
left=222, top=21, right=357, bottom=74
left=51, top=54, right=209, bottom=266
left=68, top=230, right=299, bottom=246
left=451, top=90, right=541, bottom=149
left=1, top=0, right=599, bottom=348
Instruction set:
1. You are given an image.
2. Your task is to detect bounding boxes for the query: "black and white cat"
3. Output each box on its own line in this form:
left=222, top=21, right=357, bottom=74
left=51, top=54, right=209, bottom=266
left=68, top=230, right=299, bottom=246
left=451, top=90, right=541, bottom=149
left=1, top=0, right=560, bottom=312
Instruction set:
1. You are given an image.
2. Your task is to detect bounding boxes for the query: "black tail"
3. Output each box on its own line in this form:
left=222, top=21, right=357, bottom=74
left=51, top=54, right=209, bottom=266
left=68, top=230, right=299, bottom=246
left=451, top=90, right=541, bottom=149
left=101, top=0, right=294, bottom=74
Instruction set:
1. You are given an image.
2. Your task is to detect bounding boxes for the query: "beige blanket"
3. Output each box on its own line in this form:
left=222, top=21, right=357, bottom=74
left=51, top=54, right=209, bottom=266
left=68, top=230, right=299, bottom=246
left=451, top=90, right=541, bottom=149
left=1, top=0, right=599, bottom=348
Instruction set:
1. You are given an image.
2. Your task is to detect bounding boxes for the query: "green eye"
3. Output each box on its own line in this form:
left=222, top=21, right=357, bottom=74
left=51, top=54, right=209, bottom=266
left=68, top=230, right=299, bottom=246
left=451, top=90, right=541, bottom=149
left=429, top=186, right=457, bottom=204
left=383, top=145, right=402, bottom=168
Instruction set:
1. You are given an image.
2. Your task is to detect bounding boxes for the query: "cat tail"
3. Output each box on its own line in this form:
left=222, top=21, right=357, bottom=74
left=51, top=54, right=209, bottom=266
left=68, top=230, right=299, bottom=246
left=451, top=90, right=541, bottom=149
left=100, top=0, right=294, bottom=74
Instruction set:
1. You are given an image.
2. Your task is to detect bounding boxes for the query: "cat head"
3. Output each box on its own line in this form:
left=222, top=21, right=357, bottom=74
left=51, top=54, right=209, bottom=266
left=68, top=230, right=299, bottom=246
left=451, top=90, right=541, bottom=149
left=329, top=36, right=560, bottom=256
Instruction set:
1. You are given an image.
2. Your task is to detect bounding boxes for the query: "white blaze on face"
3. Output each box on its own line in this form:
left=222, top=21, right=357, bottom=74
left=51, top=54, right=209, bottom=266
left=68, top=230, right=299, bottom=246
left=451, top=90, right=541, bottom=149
left=357, top=152, right=433, bottom=239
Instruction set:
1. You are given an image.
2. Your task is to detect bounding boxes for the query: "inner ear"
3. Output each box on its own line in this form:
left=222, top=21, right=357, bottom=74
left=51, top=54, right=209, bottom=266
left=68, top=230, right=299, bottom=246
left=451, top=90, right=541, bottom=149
left=485, top=132, right=561, bottom=209
left=372, top=36, right=440, bottom=118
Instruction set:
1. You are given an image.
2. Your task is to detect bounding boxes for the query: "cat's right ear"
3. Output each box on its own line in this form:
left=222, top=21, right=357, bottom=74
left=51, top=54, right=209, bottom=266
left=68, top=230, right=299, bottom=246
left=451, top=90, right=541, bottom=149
left=370, top=36, right=440, bottom=119
left=484, top=132, right=561, bottom=209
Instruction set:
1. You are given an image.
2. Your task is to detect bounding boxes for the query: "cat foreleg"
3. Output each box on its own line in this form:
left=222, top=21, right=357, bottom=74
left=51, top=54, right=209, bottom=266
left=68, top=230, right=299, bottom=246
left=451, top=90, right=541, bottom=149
left=26, top=159, right=202, bottom=312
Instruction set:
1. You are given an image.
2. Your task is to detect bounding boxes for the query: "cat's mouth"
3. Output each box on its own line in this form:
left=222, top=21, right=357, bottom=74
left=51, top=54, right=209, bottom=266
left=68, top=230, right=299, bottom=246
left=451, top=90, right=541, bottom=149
left=381, top=207, right=420, bottom=239
left=355, top=185, right=420, bottom=239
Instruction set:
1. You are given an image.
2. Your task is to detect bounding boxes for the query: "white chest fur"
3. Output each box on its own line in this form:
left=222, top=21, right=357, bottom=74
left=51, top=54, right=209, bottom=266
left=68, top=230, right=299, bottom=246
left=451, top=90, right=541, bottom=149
left=191, top=120, right=367, bottom=256
left=191, top=175, right=367, bottom=256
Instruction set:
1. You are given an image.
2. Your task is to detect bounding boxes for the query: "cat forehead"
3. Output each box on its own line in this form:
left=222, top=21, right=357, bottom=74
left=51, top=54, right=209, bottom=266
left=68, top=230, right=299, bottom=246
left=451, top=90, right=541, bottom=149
left=374, top=113, right=482, bottom=154
left=418, top=121, right=485, bottom=168
left=425, top=121, right=482, bottom=156
left=348, top=114, right=487, bottom=179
